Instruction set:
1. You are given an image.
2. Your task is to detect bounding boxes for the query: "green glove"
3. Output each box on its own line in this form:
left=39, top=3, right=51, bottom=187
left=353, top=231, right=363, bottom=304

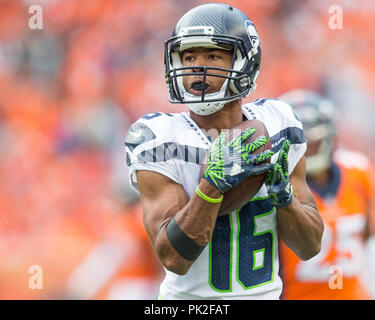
left=203, top=128, right=274, bottom=193
left=265, top=139, right=294, bottom=208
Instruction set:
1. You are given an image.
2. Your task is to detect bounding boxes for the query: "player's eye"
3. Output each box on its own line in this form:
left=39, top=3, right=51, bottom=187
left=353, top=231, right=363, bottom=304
left=208, top=53, right=220, bottom=60
left=183, top=55, right=195, bottom=63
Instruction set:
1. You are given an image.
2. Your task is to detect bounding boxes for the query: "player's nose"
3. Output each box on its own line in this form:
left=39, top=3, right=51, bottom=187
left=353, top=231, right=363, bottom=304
left=192, top=54, right=207, bottom=72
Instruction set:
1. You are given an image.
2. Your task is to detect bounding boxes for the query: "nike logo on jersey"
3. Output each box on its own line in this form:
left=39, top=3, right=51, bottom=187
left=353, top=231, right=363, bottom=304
left=125, top=122, right=156, bottom=151
left=129, top=130, right=142, bottom=139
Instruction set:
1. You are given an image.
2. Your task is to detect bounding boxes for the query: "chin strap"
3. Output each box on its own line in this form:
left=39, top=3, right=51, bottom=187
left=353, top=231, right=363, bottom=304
left=187, top=96, right=242, bottom=116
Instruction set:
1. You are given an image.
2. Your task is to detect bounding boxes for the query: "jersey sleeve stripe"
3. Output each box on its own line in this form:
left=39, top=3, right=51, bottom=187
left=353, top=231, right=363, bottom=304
left=270, top=127, right=306, bottom=153
left=132, top=142, right=207, bottom=165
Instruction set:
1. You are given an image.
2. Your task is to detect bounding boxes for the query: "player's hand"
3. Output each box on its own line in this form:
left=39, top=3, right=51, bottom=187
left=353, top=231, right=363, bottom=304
left=265, top=139, right=294, bottom=208
left=203, top=128, right=274, bottom=193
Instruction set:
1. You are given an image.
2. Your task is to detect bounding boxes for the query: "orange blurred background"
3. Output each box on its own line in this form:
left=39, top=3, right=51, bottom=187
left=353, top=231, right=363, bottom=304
left=0, top=0, right=374, bottom=299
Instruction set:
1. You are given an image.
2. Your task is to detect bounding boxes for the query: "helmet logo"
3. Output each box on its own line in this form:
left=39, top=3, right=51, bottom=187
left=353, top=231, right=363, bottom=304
left=245, top=20, right=260, bottom=54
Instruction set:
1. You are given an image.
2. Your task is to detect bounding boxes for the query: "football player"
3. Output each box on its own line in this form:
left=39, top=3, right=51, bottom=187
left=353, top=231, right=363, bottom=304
left=279, top=89, right=375, bottom=299
left=125, top=3, right=323, bottom=299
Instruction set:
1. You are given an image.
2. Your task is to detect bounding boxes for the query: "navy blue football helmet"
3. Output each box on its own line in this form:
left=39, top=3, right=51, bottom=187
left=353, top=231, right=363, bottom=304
left=164, top=3, right=261, bottom=115
left=279, top=89, right=336, bottom=174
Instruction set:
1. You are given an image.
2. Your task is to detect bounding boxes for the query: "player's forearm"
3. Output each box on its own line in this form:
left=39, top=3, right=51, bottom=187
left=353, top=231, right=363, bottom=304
left=156, top=179, right=222, bottom=274
left=277, top=198, right=323, bottom=260
left=175, top=179, right=222, bottom=244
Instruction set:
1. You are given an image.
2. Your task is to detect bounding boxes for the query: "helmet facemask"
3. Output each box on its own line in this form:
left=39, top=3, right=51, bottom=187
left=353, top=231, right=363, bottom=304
left=304, top=123, right=335, bottom=175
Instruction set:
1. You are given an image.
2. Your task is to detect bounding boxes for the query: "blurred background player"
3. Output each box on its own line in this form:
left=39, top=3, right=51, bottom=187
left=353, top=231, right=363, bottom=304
left=278, top=89, right=375, bottom=300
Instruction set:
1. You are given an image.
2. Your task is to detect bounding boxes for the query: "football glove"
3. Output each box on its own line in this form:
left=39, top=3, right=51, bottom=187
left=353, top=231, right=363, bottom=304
left=266, top=139, right=294, bottom=208
left=203, top=127, right=274, bottom=193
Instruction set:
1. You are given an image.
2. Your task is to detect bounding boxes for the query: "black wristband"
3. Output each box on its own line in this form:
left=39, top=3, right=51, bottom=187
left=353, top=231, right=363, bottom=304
left=166, top=217, right=206, bottom=261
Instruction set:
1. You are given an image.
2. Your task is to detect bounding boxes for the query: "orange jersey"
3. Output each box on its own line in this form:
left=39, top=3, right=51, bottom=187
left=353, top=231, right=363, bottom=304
left=280, top=149, right=375, bottom=300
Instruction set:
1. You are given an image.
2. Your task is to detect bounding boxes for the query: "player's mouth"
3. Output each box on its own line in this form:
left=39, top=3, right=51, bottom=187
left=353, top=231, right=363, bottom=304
left=189, top=80, right=211, bottom=96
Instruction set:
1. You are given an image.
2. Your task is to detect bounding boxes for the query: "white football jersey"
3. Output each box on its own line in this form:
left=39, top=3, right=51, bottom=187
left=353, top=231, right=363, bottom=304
left=125, top=98, right=306, bottom=300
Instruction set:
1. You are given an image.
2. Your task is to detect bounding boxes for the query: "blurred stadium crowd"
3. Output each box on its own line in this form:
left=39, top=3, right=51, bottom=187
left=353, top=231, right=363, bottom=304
left=0, top=0, right=374, bottom=299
